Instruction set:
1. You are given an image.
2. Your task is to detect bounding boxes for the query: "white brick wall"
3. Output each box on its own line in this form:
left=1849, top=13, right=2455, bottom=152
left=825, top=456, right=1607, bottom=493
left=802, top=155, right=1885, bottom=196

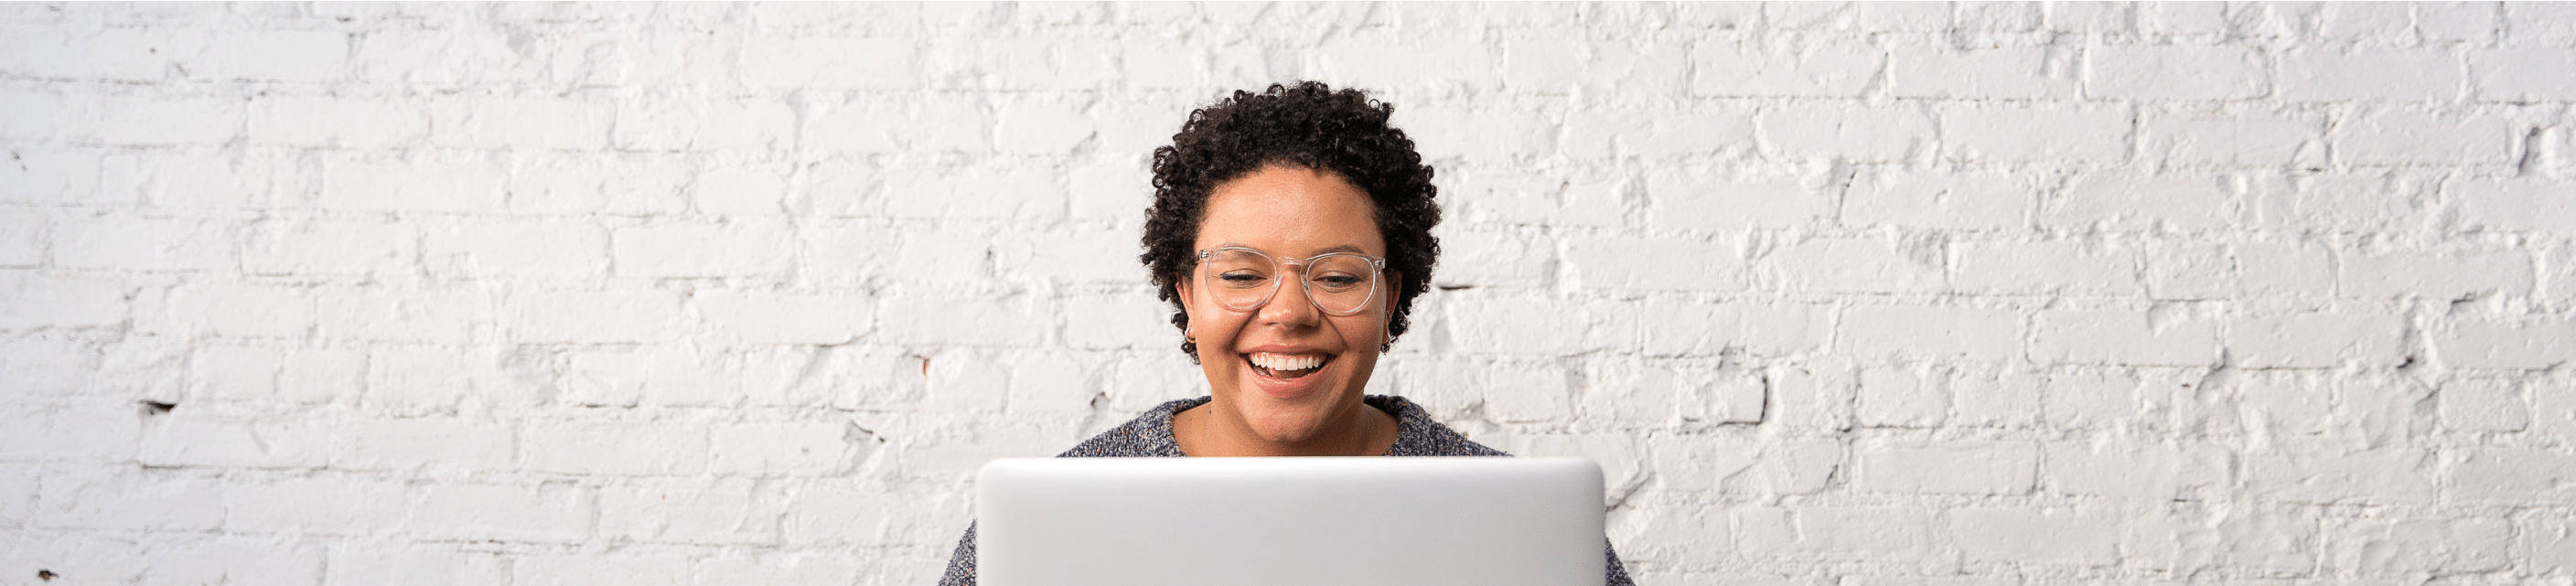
left=2, top=2, right=2571, bottom=585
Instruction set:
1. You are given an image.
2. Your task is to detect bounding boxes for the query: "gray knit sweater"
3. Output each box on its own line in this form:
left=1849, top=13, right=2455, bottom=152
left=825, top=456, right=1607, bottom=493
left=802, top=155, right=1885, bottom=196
left=935, top=394, right=1637, bottom=586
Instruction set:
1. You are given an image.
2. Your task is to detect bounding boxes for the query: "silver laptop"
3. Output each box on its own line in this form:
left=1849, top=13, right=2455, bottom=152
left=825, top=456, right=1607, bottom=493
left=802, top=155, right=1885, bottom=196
left=976, top=456, right=1605, bottom=586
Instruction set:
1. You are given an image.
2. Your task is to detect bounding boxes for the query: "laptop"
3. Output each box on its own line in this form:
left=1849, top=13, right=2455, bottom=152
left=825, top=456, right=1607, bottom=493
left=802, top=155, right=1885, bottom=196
left=976, top=456, right=1605, bottom=586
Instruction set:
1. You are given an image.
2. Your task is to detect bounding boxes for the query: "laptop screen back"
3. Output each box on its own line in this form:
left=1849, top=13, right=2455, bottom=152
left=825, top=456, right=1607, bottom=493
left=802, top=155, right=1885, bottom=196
left=976, top=457, right=1605, bottom=586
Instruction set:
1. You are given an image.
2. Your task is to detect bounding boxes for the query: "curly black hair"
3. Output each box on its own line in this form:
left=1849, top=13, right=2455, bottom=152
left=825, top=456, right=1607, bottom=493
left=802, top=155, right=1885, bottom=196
left=1141, top=81, right=1442, bottom=363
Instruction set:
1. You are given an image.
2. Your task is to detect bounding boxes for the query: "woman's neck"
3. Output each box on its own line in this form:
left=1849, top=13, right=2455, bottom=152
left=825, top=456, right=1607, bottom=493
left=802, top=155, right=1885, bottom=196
left=1174, top=397, right=1399, bottom=457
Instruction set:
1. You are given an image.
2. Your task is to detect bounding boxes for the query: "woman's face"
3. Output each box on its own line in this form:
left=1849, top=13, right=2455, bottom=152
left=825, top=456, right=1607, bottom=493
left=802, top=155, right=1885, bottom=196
left=1178, top=165, right=1391, bottom=445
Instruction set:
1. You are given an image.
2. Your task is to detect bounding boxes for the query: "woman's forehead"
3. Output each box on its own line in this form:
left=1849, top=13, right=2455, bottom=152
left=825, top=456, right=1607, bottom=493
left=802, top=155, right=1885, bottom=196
left=1197, top=166, right=1385, bottom=255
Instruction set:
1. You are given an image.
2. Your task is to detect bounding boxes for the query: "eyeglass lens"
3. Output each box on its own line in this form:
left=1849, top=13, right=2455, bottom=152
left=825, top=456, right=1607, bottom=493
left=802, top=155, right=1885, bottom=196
left=1199, top=249, right=1379, bottom=314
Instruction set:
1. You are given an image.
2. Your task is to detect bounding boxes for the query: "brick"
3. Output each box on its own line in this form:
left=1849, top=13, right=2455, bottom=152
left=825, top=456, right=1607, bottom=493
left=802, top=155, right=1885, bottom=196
left=325, top=549, right=509, bottom=586
left=993, top=100, right=1096, bottom=155
left=186, top=30, right=349, bottom=82
left=1839, top=305, right=2022, bottom=361
left=2088, top=45, right=2264, bottom=100
left=875, top=296, right=1050, bottom=347
left=0, top=25, right=176, bottom=80
left=2280, top=48, right=2465, bottom=102
left=0, top=89, right=59, bottom=140
left=2250, top=174, right=2423, bottom=230
left=2043, top=369, right=2143, bottom=432
left=189, top=346, right=281, bottom=401
left=2438, top=378, right=2529, bottom=432
left=1768, top=3, right=1950, bottom=30
left=700, top=164, right=791, bottom=215
left=1948, top=509, right=2118, bottom=564
left=2338, top=249, right=2531, bottom=301
left=36, top=471, right=221, bottom=530
left=1756, top=104, right=1935, bottom=161
left=431, top=96, right=611, bottom=150
left=423, top=222, right=608, bottom=280
left=1597, top=362, right=1766, bottom=426
left=52, top=217, right=234, bottom=272
left=62, top=95, right=242, bottom=145
left=1690, top=37, right=1882, bottom=98
left=504, top=291, right=682, bottom=344
left=138, top=411, right=327, bottom=468
left=1765, top=237, right=1944, bottom=293
left=1637, top=301, right=1829, bottom=357
left=883, top=164, right=1064, bottom=221
left=741, top=36, right=918, bottom=90
left=993, top=229, right=1150, bottom=284
left=2332, top=110, right=2517, bottom=166
left=1892, top=48, right=2075, bottom=100
left=2439, top=318, right=2576, bottom=369
left=1840, top=170, right=2032, bottom=230
left=1646, top=173, right=1822, bottom=230
left=0, top=339, right=94, bottom=398
left=695, top=291, right=871, bottom=346
left=223, top=476, right=403, bottom=534
left=4, top=402, right=140, bottom=463
left=331, top=418, right=512, bottom=472
left=2450, top=447, right=2576, bottom=504
left=2525, top=517, right=2576, bottom=576
left=2032, top=310, right=2218, bottom=366
left=2043, top=441, right=2221, bottom=499
left=2143, top=110, right=2315, bottom=167
left=1952, top=240, right=2141, bottom=295
left=2045, top=172, right=2235, bottom=231
left=1733, top=506, right=1935, bottom=560
left=1856, top=442, right=2037, bottom=495
left=320, top=155, right=507, bottom=213
left=1445, top=296, right=1626, bottom=356
left=1432, top=229, right=1549, bottom=289
left=610, top=221, right=794, bottom=278
left=525, top=420, right=708, bottom=475
left=243, top=219, right=417, bottom=277
left=781, top=481, right=896, bottom=546
left=1317, top=38, right=1495, bottom=94
left=2325, top=517, right=2511, bottom=573
left=505, top=152, right=692, bottom=215
left=2456, top=180, right=2576, bottom=233
left=277, top=348, right=361, bottom=405
left=0, top=272, right=128, bottom=331
left=2473, top=48, right=2576, bottom=101
left=412, top=484, right=592, bottom=543
left=1855, top=367, right=1945, bottom=428
left=1061, top=294, right=1167, bottom=351
left=145, top=541, right=324, bottom=586
left=2249, top=444, right=2437, bottom=505
left=613, top=96, right=796, bottom=152
left=315, top=289, right=486, bottom=345
left=598, top=479, right=780, bottom=544
left=1566, top=236, right=1745, bottom=292
left=1940, top=104, right=2131, bottom=164
left=2224, top=310, right=2405, bottom=368
left=1390, top=103, right=1555, bottom=163
left=247, top=95, right=428, bottom=148
left=0, top=148, right=106, bottom=206
left=711, top=422, right=853, bottom=475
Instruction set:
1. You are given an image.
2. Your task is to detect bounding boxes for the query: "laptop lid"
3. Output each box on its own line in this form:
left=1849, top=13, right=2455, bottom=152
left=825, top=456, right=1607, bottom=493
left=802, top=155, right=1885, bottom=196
left=976, top=456, right=1605, bottom=586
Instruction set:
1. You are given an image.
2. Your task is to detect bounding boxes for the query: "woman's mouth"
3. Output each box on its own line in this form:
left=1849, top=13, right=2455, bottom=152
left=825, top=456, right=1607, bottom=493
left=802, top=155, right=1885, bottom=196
left=1246, top=352, right=1333, bottom=379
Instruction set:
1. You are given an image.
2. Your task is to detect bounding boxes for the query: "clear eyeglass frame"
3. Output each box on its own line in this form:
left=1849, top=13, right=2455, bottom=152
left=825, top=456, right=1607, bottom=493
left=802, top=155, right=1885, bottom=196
left=1194, top=247, right=1388, bottom=316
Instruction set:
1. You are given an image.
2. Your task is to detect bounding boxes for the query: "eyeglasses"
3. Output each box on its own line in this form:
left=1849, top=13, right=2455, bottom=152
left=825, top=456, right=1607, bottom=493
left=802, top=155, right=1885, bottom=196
left=1195, top=247, right=1386, bottom=315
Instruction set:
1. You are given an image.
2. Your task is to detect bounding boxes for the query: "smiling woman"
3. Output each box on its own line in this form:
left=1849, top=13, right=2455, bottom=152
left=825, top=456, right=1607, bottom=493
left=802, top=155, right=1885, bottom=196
left=935, top=81, right=1634, bottom=586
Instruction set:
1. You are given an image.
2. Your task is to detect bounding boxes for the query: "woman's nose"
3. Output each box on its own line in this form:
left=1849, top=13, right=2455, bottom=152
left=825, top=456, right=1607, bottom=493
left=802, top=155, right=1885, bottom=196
left=1255, top=275, right=1323, bottom=325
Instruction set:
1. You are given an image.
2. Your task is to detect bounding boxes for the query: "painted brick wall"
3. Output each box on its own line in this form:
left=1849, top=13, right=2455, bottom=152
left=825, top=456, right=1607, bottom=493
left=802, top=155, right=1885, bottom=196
left=4, top=2, right=2574, bottom=585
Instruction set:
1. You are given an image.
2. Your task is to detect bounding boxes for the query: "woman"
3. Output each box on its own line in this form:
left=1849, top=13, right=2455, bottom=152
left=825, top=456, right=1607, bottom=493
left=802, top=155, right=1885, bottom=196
left=938, top=81, right=1634, bottom=586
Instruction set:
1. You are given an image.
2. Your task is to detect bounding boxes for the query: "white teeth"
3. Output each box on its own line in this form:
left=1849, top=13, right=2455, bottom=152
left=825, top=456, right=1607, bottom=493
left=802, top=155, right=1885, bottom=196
left=1251, top=353, right=1326, bottom=371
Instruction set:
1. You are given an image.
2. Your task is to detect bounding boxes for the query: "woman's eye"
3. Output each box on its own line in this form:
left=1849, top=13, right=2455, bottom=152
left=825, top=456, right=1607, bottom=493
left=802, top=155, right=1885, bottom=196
left=1218, top=272, right=1267, bottom=284
left=1314, top=274, right=1361, bottom=287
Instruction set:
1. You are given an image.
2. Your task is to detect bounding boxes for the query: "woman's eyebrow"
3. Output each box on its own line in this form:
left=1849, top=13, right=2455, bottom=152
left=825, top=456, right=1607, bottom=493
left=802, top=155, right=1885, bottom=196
left=1213, top=243, right=1371, bottom=255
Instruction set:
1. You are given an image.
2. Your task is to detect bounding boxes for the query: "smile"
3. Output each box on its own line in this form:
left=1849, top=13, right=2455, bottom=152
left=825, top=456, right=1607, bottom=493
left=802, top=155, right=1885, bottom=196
left=1246, top=352, right=1333, bottom=379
